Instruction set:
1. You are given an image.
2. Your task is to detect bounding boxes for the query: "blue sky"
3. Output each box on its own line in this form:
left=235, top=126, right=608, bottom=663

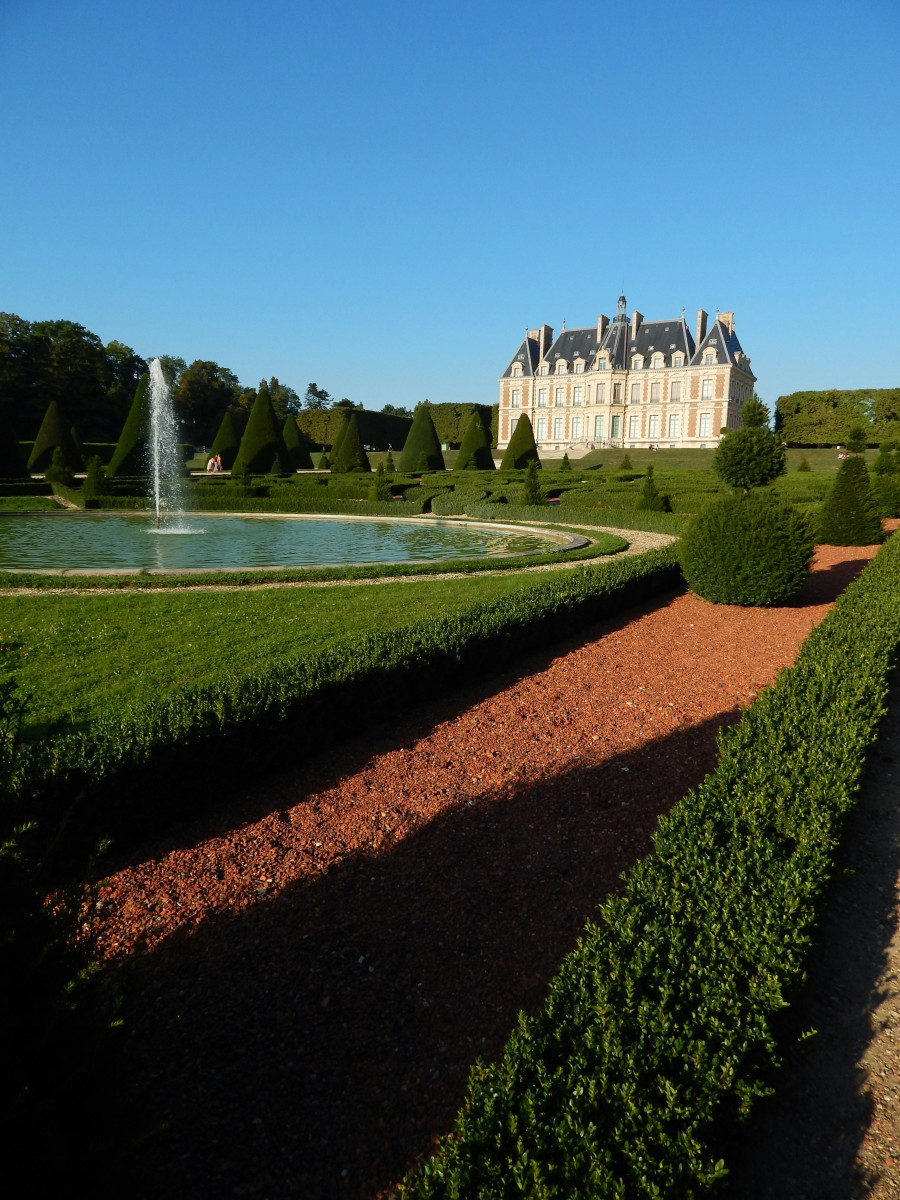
left=2, top=0, right=898, bottom=414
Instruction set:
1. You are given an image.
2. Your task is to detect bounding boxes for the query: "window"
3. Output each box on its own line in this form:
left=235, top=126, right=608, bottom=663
left=537, top=418, right=547, bottom=440
left=540, top=363, right=549, bottom=375
left=701, top=378, right=713, bottom=400
left=610, top=414, right=621, bottom=438
left=596, top=382, right=606, bottom=403
left=555, top=387, right=565, bottom=407
left=571, top=416, right=582, bottom=438
left=668, top=412, right=680, bottom=437
left=632, top=356, right=643, bottom=370
left=670, top=380, right=682, bottom=401
left=631, top=382, right=641, bottom=403
left=704, top=352, right=716, bottom=365
left=613, top=383, right=622, bottom=401
left=699, top=412, right=711, bottom=437
left=597, top=359, right=607, bottom=371
left=511, top=364, right=522, bottom=377
left=573, top=386, right=582, bottom=406
left=673, top=355, right=683, bottom=367
left=553, top=417, right=563, bottom=439
left=652, top=354, right=664, bottom=369
left=594, top=414, right=604, bottom=439
left=628, top=415, right=639, bottom=437
left=538, top=387, right=547, bottom=407
left=556, top=360, right=567, bottom=374
left=648, top=415, right=659, bottom=438
left=574, top=361, right=584, bottom=373
left=650, top=382, right=660, bottom=402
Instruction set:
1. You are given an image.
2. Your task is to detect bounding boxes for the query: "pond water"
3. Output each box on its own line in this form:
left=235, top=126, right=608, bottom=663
left=2, top=512, right=573, bottom=572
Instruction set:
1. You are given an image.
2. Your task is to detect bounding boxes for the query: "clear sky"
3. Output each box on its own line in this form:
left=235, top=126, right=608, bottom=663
left=2, top=0, right=898, bottom=414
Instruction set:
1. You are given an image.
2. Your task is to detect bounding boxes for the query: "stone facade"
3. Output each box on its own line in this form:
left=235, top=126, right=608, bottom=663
left=497, top=295, right=756, bottom=453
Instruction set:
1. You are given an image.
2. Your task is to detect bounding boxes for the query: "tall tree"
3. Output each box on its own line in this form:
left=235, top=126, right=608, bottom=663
left=268, top=377, right=301, bottom=423
left=175, top=360, right=241, bottom=443
left=303, top=382, right=332, bottom=410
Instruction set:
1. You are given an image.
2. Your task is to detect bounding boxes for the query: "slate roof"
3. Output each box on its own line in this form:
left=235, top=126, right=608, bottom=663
left=545, top=326, right=600, bottom=365
left=500, top=335, right=541, bottom=379
left=689, top=317, right=753, bottom=375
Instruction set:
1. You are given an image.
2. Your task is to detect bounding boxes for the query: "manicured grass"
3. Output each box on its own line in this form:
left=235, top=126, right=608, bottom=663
left=0, top=497, right=61, bottom=510
left=4, top=570, right=569, bottom=737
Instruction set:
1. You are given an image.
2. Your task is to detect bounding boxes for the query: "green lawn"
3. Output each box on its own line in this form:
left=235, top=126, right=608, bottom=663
left=4, top=569, right=566, bottom=738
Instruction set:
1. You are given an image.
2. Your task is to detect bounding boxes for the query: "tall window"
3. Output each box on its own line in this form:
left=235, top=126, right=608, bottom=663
left=537, top=418, right=547, bottom=440
left=668, top=413, right=680, bottom=437
left=631, top=382, right=641, bottom=403
left=573, top=386, right=582, bottom=406
left=553, top=417, right=563, bottom=439
left=670, top=381, right=682, bottom=402
left=556, top=361, right=567, bottom=374
left=571, top=416, right=582, bottom=438
left=701, top=378, right=713, bottom=400
left=648, top=414, right=659, bottom=438
left=613, top=383, right=622, bottom=401
left=610, top=414, right=621, bottom=438
left=594, top=414, right=604, bottom=439
left=596, top=383, right=606, bottom=403
left=704, top=352, right=716, bottom=365
left=574, top=361, right=584, bottom=373
left=650, top=382, right=660, bottom=402
left=511, top=364, right=522, bottom=377
left=673, top=355, right=683, bottom=367
left=538, top=388, right=547, bottom=407
left=540, top=364, right=549, bottom=375
left=597, top=359, right=607, bottom=370
left=511, top=388, right=520, bottom=408
left=555, top=387, right=564, bottom=407
left=628, top=415, right=639, bottom=438
left=699, top=412, right=711, bottom=436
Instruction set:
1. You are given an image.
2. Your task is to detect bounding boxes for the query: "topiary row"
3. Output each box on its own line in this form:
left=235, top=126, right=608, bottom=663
left=396, top=529, right=900, bottom=1199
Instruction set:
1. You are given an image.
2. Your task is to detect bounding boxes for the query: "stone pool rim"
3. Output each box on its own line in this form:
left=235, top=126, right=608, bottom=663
left=1, top=510, right=592, bottom=576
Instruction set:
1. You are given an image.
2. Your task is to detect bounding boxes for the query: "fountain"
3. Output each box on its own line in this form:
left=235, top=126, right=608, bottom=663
left=147, top=358, right=185, bottom=528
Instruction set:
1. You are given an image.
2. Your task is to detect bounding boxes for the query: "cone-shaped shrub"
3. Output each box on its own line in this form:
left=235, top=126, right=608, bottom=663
left=635, top=465, right=670, bottom=511
left=559, top=453, right=572, bottom=472
left=368, top=461, right=393, bottom=500
left=679, top=490, right=814, bottom=605
left=232, top=382, right=291, bottom=476
left=872, top=445, right=897, bottom=476
left=329, top=411, right=351, bottom=460
left=619, top=453, right=633, bottom=470
left=453, top=411, right=495, bottom=471
left=385, top=450, right=395, bottom=475
left=330, top=412, right=371, bottom=473
left=873, top=474, right=900, bottom=519
left=27, top=401, right=83, bottom=472
left=81, top=455, right=106, bottom=504
left=818, top=455, right=883, bottom=545
left=209, top=410, right=243, bottom=469
left=499, top=414, right=539, bottom=470
left=107, top=374, right=151, bottom=477
left=797, top=456, right=811, bottom=472
left=0, top=409, right=29, bottom=479
left=521, top=459, right=544, bottom=505
left=44, top=446, right=75, bottom=487
left=399, top=405, right=445, bottom=473
left=282, top=416, right=314, bottom=470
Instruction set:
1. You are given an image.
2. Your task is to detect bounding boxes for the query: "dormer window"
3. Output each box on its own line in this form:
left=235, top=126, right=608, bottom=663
left=556, top=360, right=568, bottom=374
left=574, top=359, right=584, bottom=374
left=511, top=363, right=522, bottom=377
left=673, top=354, right=684, bottom=367
left=597, top=358, right=607, bottom=371
left=651, top=353, right=664, bottom=369
left=632, top=356, right=644, bottom=371
left=540, top=363, right=549, bottom=375
left=704, top=352, right=716, bottom=365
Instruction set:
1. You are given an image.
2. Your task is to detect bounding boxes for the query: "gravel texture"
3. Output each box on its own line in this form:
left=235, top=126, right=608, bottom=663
left=95, top=540, right=885, bottom=1199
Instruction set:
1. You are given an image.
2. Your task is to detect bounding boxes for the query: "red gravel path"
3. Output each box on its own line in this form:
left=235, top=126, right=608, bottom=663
left=98, top=542, right=884, bottom=1199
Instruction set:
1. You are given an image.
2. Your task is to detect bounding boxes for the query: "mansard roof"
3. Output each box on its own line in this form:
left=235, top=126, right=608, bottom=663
left=545, top=326, right=600, bottom=364
left=689, top=317, right=749, bottom=370
left=500, top=335, right=541, bottom=379
left=623, top=318, right=695, bottom=367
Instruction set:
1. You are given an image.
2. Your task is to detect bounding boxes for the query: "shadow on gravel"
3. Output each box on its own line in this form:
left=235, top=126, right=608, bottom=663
left=116, top=710, right=737, bottom=1200
left=721, top=673, right=900, bottom=1200
left=785, top=552, right=871, bottom=607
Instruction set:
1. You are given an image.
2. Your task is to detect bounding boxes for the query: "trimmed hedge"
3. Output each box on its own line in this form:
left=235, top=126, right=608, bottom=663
left=209, top=410, right=244, bottom=469
left=454, top=411, right=495, bottom=471
left=232, top=384, right=291, bottom=476
left=395, top=530, right=900, bottom=1199
left=26, top=401, right=84, bottom=473
left=399, top=406, right=445, bottom=473
left=21, top=548, right=681, bottom=856
left=106, top=375, right=151, bottom=477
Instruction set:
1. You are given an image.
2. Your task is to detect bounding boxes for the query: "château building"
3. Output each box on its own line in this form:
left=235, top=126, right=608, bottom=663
left=497, top=294, right=756, bottom=453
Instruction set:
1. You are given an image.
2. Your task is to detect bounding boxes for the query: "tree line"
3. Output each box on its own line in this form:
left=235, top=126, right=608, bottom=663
left=775, top=388, right=900, bottom=445
left=0, top=312, right=381, bottom=446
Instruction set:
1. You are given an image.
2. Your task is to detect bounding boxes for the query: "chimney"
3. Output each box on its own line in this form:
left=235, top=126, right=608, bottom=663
left=597, top=314, right=609, bottom=342
left=538, top=324, right=554, bottom=360
left=630, top=311, right=643, bottom=341
left=719, top=311, right=734, bottom=335
left=696, top=308, right=708, bottom=346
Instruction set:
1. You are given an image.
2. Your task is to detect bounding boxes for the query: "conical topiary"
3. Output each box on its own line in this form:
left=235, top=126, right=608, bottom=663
left=232, top=382, right=291, bottom=476
left=107, top=374, right=151, bottom=477
left=27, top=400, right=84, bottom=473
left=330, top=412, right=371, bottom=473
left=0, top=409, right=30, bottom=479
left=81, top=455, right=106, bottom=505
left=209, top=410, right=243, bottom=469
left=872, top=444, right=897, bottom=476
left=369, top=460, right=393, bottom=500
left=329, top=411, right=352, bottom=461
left=282, top=416, right=314, bottom=470
left=818, top=455, right=883, bottom=545
left=453, top=410, right=495, bottom=471
left=635, top=465, right=670, bottom=511
left=559, top=453, right=572, bottom=472
left=521, top=459, right=545, bottom=505
left=499, top=414, right=540, bottom=470
left=399, top=405, right=445, bottom=473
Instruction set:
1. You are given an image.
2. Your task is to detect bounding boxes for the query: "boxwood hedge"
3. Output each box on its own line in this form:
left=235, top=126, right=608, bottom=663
left=395, top=529, right=900, bottom=1199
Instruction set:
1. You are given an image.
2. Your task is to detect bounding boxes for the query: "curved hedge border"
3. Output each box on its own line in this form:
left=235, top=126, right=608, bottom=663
left=395, top=531, right=900, bottom=1199
left=22, top=548, right=681, bottom=856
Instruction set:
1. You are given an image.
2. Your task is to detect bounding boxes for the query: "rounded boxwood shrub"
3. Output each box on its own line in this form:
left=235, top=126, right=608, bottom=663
left=713, top=425, right=786, bottom=490
left=499, top=414, right=539, bottom=470
left=818, top=455, right=883, bottom=545
left=678, top=490, right=814, bottom=606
